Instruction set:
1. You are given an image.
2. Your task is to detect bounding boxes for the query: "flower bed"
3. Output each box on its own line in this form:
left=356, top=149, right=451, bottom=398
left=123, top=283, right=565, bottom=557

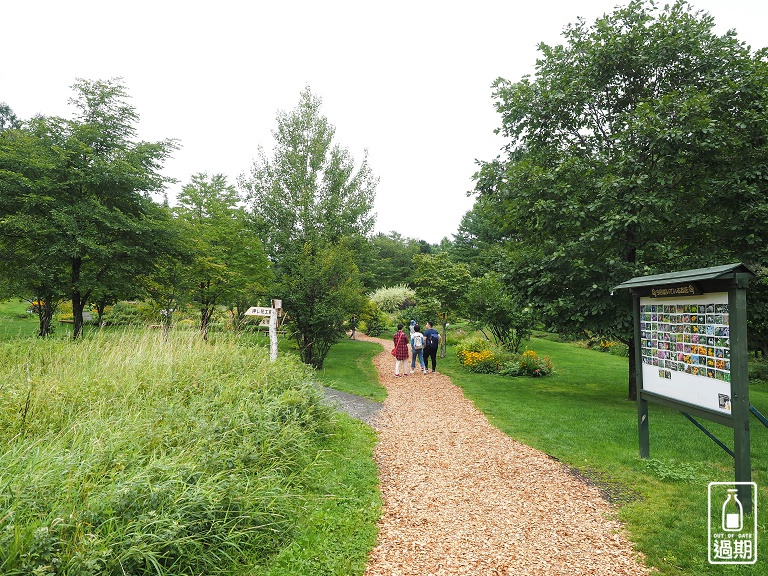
left=456, top=337, right=554, bottom=377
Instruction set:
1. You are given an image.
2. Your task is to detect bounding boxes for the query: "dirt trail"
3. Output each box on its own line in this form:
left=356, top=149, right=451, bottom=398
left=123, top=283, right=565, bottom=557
left=356, top=333, right=649, bottom=575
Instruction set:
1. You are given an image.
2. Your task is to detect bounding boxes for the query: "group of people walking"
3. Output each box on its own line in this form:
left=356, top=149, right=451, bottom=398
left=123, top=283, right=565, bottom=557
left=392, top=320, right=441, bottom=377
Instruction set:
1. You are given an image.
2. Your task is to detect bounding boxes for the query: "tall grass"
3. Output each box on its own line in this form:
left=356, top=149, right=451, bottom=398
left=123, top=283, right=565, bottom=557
left=0, top=330, right=335, bottom=575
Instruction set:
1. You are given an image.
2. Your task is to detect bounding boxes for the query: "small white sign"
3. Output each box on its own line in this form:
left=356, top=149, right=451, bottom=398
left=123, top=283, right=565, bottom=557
left=708, top=482, right=757, bottom=564
left=244, top=306, right=274, bottom=317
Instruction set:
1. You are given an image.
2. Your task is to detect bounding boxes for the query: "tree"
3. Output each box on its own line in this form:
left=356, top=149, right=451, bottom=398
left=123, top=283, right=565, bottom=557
left=0, top=115, right=69, bottom=335
left=0, top=79, right=179, bottom=339
left=175, top=173, right=272, bottom=340
left=412, top=252, right=471, bottom=357
left=464, top=273, right=532, bottom=353
left=282, top=242, right=364, bottom=368
left=242, top=87, right=376, bottom=257
left=0, top=103, right=20, bottom=132
left=241, top=87, right=376, bottom=368
left=474, top=0, right=768, bottom=398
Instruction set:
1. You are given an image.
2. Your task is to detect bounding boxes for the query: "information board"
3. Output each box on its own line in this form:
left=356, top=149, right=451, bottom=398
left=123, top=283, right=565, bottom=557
left=640, top=292, right=731, bottom=414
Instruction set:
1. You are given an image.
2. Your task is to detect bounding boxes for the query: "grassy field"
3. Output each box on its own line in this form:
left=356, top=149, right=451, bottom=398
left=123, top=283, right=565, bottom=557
left=0, top=325, right=380, bottom=575
left=0, top=299, right=38, bottom=339
left=315, top=338, right=386, bottom=401
left=438, top=336, right=768, bottom=575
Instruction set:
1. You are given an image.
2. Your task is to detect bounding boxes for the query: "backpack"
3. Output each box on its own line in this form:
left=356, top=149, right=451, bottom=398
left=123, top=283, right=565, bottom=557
left=425, top=331, right=438, bottom=348
left=413, top=333, right=424, bottom=350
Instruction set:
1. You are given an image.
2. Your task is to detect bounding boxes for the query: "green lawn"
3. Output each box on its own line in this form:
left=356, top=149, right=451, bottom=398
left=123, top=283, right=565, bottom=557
left=315, top=338, right=386, bottom=401
left=439, top=337, right=768, bottom=576
left=0, top=299, right=38, bottom=339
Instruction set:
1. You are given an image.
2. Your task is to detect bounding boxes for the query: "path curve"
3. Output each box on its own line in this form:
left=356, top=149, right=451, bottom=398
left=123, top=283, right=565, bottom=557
left=356, top=333, right=649, bottom=576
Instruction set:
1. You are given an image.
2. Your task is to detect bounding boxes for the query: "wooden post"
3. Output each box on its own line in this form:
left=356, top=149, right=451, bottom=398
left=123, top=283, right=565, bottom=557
left=633, top=291, right=650, bottom=459
left=268, top=307, right=278, bottom=362
left=730, top=275, right=751, bottom=508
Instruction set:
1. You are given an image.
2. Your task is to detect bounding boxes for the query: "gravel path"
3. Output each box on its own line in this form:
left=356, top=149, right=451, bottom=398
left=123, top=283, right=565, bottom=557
left=321, top=386, right=382, bottom=426
left=356, top=334, right=650, bottom=576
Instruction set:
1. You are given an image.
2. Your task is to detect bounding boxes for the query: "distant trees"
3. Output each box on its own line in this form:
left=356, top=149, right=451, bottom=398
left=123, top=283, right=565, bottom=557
left=473, top=0, right=768, bottom=398
left=241, top=87, right=376, bottom=368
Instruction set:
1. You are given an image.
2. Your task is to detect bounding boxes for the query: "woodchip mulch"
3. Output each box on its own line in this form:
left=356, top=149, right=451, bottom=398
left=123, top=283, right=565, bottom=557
left=357, top=334, right=650, bottom=576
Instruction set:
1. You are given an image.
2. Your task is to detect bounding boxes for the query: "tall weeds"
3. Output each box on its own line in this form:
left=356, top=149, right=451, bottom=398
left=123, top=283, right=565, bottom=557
left=0, top=330, right=332, bottom=575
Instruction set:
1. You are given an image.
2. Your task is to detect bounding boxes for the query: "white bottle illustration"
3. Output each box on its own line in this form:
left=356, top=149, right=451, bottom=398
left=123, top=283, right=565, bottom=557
left=722, top=488, right=743, bottom=532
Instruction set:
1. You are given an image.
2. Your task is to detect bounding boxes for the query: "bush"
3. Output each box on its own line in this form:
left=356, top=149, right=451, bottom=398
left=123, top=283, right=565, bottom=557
left=368, top=284, right=415, bottom=313
left=457, top=349, right=499, bottom=373
left=103, top=301, right=154, bottom=326
left=749, top=358, right=768, bottom=383
left=357, top=299, right=387, bottom=337
left=519, top=349, right=555, bottom=377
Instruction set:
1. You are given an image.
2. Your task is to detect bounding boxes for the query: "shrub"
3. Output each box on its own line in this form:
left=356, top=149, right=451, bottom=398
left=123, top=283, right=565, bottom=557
left=749, top=358, right=768, bottom=383
left=455, top=336, right=491, bottom=355
left=519, top=349, right=555, bottom=377
left=456, top=338, right=554, bottom=378
left=369, top=284, right=415, bottom=313
left=457, top=349, right=499, bottom=373
left=360, top=302, right=387, bottom=337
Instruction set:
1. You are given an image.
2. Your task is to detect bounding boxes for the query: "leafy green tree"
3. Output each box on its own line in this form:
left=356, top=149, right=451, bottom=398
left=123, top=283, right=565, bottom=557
left=242, top=87, right=376, bottom=256
left=451, top=195, right=520, bottom=277
left=412, top=252, right=471, bottom=356
left=241, top=87, right=376, bottom=368
left=0, top=103, right=20, bottom=132
left=464, top=273, right=532, bottom=353
left=474, top=0, right=768, bottom=398
left=0, top=79, right=179, bottom=339
left=175, top=173, right=272, bottom=340
left=282, top=242, right=364, bottom=368
left=0, top=116, right=69, bottom=335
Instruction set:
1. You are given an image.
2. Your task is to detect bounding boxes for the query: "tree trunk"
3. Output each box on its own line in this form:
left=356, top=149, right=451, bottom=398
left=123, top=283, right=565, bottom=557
left=37, top=300, right=55, bottom=337
left=72, top=295, right=85, bottom=340
left=95, top=303, right=106, bottom=329
left=440, top=322, right=448, bottom=358
left=200, top=306, right=212, bottom=340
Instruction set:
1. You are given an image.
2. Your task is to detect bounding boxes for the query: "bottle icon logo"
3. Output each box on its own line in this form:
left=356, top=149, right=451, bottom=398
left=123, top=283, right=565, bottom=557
left=722, top=488, right=743, bottom=532
left=708, top=482, right=757, bottom=565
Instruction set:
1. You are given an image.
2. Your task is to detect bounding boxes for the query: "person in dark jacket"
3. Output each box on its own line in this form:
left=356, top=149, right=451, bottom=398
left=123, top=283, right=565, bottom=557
left=422, top=321, right=441, bottom=373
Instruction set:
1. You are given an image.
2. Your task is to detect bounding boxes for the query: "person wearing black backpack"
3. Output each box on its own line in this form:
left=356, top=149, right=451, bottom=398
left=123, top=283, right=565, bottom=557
left=423, top=321, right=441, bottom=373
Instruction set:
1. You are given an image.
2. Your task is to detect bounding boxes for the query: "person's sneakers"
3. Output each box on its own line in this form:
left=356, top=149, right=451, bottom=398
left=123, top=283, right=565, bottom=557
left=422, top=368, right=427, bottom=374
left=395, top=373, right=401, bottom=377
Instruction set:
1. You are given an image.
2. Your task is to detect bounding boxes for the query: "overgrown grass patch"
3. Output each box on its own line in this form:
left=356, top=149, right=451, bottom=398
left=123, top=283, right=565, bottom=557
left=0, top=330, right=379, bottom=575
left=439, top=337, right=768, bottom=576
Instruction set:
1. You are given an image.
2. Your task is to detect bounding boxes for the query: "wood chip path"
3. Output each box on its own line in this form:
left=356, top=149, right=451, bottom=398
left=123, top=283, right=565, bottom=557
left=355, top=334, right=650, bottom=576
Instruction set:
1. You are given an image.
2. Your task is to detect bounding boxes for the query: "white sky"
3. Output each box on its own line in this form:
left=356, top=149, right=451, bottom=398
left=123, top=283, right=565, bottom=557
left=3, top=0, right=766, bottom=244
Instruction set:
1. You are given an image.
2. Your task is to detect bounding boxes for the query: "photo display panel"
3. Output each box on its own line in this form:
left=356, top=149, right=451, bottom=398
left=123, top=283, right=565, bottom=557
left=640, top=292, right=732, bottom=414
